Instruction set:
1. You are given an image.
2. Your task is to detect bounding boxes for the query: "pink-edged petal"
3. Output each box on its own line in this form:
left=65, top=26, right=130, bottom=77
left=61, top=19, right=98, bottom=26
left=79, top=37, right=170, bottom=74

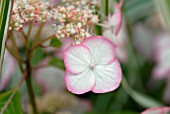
left=92, top=59, right=122, bottom=93
left=65, top=69, right=96, bottom=94
left=64, top=45, right=91, bottom=73
left=109, top=4, right=122, bottom=26
left=82, top=36, right=116, bottom=65
left=102, top=29, right=116, bottom=42
left=141, top=107, right=170, bottom=114
left=108, top=3, right=122, bottom=35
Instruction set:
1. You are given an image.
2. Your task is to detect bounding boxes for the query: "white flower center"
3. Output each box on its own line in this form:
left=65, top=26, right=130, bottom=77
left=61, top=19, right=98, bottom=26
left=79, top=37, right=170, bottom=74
left=90, top=64, right=95, bottom=70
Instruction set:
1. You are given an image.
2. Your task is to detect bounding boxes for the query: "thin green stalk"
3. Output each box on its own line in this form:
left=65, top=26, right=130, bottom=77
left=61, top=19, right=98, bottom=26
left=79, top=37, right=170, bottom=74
left=27, top=21, right=33, bottom=38
left=25, top=57, right=38, bottom=114
left=33, top=22, right=45, bottom=46
left=24, top=30, right=38, bottom=114
left=6, top=45, right=24, bottom=72
left=6, top=45, right=24, bottom=63
left=9, top=32, right=24, bottom=72
left=105, top=0, right=109, bottom=16
left=21, top=30, right=29, bottom=55
left=9, top=31, right=20, bottom=57
left=31, top=35, right=54, bottom=51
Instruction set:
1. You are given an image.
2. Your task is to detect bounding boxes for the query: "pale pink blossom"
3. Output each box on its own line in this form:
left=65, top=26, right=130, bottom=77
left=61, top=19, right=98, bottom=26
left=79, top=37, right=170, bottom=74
left=108, top=3, right=122, bottom=35
left=133, top=23, right=154, bottom=60
left=152, top=33, right=170, bottom=79
left=63, top=36, right=122, bottom=94
left=103, top=2, right=122, bottom=37
left=34, top=58, right=65, bottom=93
left=103, top=23, right=127, bottom=63
left=0, top=50, right=16, bottom=91
left=102, top=1, right=127, bottom=63
left=141, top=106, right=170, bottom=114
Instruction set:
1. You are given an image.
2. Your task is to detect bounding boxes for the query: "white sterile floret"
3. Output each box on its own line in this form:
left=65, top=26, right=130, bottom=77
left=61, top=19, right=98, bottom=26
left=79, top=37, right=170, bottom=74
left=64, top=36, right=122, bottom=94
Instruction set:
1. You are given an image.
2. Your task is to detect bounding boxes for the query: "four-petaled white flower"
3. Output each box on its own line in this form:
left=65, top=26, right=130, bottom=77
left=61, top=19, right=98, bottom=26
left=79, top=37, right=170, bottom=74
left=64, top=36, right=122, bottom=94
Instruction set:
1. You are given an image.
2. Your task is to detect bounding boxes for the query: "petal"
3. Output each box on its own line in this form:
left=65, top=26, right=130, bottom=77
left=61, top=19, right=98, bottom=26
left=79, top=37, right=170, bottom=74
left=103, top=29, right=116, bottom=42
left=108, top=3, right=122, bottom=35
left=64, top=45, right=91, bottom=73
left=82, top=36, right=116, bottom=65
left=152, top=64, right=170, bottom=79
left=92, top=59, right=122, bottom=93
left=141, top=107, right=170, bottom=114
left=65, top=69, right=96, bottom=94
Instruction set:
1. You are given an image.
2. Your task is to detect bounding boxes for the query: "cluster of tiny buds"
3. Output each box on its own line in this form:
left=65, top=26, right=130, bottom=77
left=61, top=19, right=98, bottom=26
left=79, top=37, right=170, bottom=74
left=9, top=0, right=52, bottom=31
left=53, top=22, right=93, bottom=44
left=9, top=0, right=99, bottom=44
left=52, top=2, right=99, bottom=44
left=61, top=0, right=99, bottom=6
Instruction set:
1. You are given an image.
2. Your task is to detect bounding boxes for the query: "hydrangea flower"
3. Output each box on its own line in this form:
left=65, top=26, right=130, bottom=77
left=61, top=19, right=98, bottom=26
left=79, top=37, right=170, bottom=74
left=141, top=106, right=170, bottom=114
left=103, top=2, right=122, bottom=38
left=64, top=36, right=122, bottom=94
left=152, top=33, right=170, bottom=79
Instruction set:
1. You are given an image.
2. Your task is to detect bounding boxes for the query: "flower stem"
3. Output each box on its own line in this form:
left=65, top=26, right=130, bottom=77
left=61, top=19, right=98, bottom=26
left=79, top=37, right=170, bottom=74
left=25, top=58, right=38, bottom=114
left=24, top=25, right=38, bottom=114
left=21, top=30, right=29, bottom=55
left=105, top=0, right=109, bottom=16
left=33, top=22, right=45, bottom=46
left=27, top=21, right=33, bottom=38
left=31, top=35, right=54, bottom=51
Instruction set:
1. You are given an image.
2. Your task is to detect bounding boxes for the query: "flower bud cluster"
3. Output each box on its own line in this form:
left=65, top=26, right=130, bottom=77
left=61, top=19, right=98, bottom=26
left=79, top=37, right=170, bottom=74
left=61, top=0, right=99, bottom=6
left=52, top=2, right=99, bottom=44
left=9, top=0, right=52, bottom=31
left=10, top=0, right=100, bottom=44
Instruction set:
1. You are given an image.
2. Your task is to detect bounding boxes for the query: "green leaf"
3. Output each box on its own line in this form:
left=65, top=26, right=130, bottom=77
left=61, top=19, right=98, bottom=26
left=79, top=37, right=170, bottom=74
left=0, top=88, right=23, bottom=114
left=0, top=0, right=13, bottom=77
left=122, top=77, right=163, bottom=108
left=31, top=47, right=44, bottom=65
left=50, top=37, right=62, bottom=48
left=94, top=92, right=113, bottom=112
left=48, top=57, right=65, bottom=70
left=155, top=0, right=170, bottom=30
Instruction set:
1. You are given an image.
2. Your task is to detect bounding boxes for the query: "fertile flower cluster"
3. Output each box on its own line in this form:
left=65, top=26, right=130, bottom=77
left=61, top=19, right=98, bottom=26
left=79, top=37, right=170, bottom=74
left=61, top=0, right=99, bottom=6
left=52, top=2, right=99, bottom=44
left=10, top=0, right=99, bottom=44
left=9, top=0, right=52, bottom=31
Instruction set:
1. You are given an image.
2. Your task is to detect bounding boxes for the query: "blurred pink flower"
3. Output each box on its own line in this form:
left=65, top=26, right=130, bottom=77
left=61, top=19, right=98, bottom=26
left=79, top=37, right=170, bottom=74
left=103, top=2, right=122, bottom=36
left=108, top=3, right=122, bottom=35
left=102, top=1, right=127, bottom=63
left=34, top=57, right=65, bottom=93
left=0, top=50, right=16, bottom=91
left=64, top=36, right=122, bottom=94
left=141, top=106, right=170, bottom=114
left=152, top=33, right=170, bottom=79
left=133, top=23, right=153, bottom=60
left=103, top=23, right=127, bottom=63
